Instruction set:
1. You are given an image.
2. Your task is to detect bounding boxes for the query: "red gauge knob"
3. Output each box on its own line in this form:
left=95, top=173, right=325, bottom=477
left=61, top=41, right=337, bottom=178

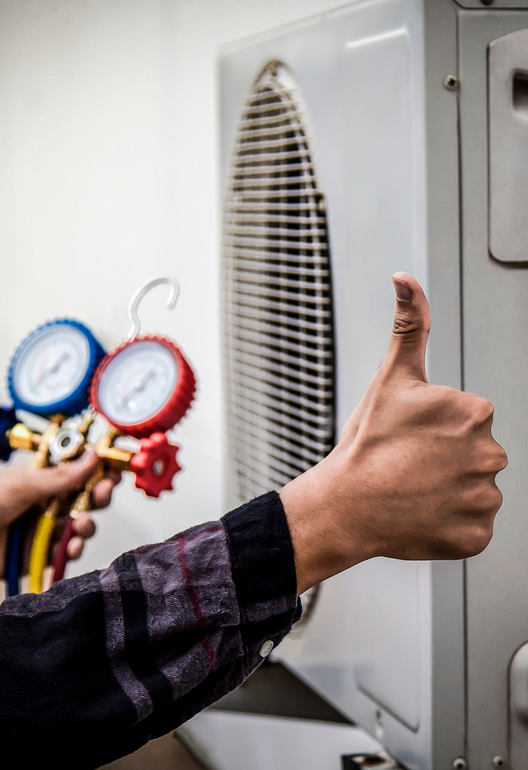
left=129, top=432, right=181, bottom=498
left=90, top=335, right=196, bottom=439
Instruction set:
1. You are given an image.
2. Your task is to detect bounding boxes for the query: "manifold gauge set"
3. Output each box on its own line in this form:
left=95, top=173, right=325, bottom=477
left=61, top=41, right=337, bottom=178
left=0, top=276, right=196, bottom=598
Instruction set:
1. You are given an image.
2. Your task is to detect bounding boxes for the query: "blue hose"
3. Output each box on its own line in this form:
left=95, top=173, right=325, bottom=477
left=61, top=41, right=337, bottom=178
left=6, top=509, right=35, bottom=597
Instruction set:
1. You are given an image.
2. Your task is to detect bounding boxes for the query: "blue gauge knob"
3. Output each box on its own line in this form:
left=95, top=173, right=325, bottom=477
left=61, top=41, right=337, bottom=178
left=8, top=319, right=105, bottom=418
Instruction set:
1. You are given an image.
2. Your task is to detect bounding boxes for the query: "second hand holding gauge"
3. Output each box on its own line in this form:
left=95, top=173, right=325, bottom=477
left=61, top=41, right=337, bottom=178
left=2, top=278, right=196, bottom=592
left=5, top=319, right=105, bottom=596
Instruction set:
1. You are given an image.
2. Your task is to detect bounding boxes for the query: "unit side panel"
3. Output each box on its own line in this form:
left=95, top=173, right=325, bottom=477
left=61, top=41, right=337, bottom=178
left=421, top=1, right=466, bottom=767
left=458, top=11, right=528, bottom=769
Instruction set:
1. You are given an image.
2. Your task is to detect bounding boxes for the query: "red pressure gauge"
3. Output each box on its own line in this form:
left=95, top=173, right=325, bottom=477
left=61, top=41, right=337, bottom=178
left=90, top=335, right=195, bottom=439
left=89, top=277, right=196, bottom=497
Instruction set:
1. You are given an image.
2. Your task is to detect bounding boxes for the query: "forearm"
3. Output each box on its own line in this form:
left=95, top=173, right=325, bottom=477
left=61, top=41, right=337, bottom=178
left=0, top=492, right=299, bottom=770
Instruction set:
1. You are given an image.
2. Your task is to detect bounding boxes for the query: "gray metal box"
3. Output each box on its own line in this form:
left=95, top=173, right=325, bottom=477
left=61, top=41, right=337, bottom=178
left=213, top=1, right=528, bottom=768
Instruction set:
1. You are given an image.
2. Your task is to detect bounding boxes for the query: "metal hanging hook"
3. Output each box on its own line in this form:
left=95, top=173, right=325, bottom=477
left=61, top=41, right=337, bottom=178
left=127, top=276, right=180, bottom=341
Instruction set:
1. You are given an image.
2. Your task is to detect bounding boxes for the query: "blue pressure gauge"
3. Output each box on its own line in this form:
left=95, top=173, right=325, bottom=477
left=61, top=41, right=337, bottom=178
left=8, top=319, right=105, bottom=418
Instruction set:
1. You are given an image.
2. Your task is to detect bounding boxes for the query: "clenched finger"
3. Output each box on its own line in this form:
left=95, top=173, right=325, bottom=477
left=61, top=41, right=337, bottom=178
left=72, top=511, right=96, bottom=540
left=91, top=474, right=121, bottom=510
left=66, top=535, right=86, bottom=562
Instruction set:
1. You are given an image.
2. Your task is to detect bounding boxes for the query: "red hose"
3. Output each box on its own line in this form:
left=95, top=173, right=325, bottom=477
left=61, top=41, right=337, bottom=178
left=51, top=516, right=75, bottom=585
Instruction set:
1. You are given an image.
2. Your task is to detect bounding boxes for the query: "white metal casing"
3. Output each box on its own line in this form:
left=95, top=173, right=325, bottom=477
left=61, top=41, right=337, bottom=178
left=211, top=1, right=528, bottom=769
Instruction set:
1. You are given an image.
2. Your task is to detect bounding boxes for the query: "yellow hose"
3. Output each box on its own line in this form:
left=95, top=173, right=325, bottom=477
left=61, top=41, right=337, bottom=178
left=25, top=417, right=63, bottom=594
left=28, top=499, right=60, bottom=594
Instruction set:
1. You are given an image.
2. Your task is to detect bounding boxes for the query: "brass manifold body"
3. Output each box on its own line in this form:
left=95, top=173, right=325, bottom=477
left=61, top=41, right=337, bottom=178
left=8, top=420, right=133, bottom=471
left=7, top=412, right=180, bottom=593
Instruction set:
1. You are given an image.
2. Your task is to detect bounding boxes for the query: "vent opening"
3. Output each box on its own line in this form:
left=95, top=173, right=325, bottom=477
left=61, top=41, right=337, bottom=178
left=223, top=62, right=336, bottom=502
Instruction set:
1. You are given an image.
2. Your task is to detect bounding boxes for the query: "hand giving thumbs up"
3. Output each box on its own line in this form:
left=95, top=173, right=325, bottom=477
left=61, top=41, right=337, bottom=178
left=280, top=273, right=508, bottom=595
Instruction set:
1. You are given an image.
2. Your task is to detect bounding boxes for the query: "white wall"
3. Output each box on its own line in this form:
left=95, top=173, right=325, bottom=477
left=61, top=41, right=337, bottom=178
left=0, top=0, right=347, bottom=573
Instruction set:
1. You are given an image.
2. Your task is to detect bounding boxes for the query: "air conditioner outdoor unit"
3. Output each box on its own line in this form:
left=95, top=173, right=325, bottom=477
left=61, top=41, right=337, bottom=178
left=188, top=1, right=528, bottom=769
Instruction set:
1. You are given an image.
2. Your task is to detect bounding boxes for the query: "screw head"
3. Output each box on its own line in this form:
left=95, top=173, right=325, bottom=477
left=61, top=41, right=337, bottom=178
left=453, top=759, right=467, bottom=770
left=374, top=709, right=384, bottom=740
left=492, top=758, right=504, bottom=769
left=444, top=75, right=459, bottom=91
left=152, top=459, right=165, bottom=476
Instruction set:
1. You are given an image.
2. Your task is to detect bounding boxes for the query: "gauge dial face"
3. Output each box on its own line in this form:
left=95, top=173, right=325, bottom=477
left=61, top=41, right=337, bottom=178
left=13, top=326, right=91, bottom=408
left=96, top=340, right=179, bottom=426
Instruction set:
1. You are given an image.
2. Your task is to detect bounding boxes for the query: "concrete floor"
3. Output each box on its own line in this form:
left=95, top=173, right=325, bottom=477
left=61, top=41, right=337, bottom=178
left=100, top=733, right=206, bottom=770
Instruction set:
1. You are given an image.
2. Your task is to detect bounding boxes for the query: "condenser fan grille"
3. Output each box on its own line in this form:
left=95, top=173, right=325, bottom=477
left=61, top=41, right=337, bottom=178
left=223, top=64, right=335, bottom=502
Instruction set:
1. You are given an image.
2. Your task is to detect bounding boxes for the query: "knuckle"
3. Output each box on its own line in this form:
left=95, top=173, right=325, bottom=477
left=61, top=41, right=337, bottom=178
left=483, top=399, right=495, bottom=421
left=492, top=485, right=504, bottom=512
left=450, top=535, right=480, bottom=560
left=55, top=464, right=76, bottom=486
left=497, top=445, right=508, bottom=471
left=475, top=441, right=508, bottom=475
left=392, top=312, right=421, bottom=341
left=472, top=525, right=493, bottom=556
left=469, top=483, right=503, bottom=514
left=489, top=447, right=507, bottom=474
left=456, top=523, right=493, bottom=559
left=470, top=396, right=494, bottom=425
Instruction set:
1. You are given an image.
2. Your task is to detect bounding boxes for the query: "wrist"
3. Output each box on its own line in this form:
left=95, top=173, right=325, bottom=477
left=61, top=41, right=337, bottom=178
left=279, top=449, right=374, bottom=595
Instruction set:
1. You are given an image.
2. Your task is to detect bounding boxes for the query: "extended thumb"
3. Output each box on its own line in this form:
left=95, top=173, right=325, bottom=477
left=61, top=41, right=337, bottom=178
left=381, top=272, right=431, bottom=382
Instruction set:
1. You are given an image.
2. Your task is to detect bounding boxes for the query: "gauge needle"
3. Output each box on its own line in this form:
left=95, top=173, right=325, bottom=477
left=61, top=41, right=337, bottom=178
left=122, top=369, right=155, bottom=407
left=32, top=351, right=70, bottom=390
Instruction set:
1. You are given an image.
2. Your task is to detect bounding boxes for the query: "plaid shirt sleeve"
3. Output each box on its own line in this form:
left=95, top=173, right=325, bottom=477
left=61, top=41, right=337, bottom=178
left=0, top=491, right=301, bottom=770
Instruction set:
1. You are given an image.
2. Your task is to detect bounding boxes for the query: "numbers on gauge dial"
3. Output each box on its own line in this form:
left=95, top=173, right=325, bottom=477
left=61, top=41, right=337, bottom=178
left=13, top=326, right=90, bottom=407
left=96, top=340, right=179, bottom=425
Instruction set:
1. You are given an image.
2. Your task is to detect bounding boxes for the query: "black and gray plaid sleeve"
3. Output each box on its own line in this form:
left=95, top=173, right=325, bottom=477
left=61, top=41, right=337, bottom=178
left=0, top=491, right=301, bottom=769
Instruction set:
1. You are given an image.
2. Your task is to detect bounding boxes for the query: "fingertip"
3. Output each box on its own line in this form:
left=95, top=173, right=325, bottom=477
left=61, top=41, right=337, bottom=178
left=392, top=276, right=413, bottom=302
left=392, top=271, right=414, bottom=282
left=66, top=536, right=84, bottom=561
left=391, top=272, right=431, bottom=326
left=91, top=478, right=115, bottom=510
left=392, top=272, right=429, bottom=307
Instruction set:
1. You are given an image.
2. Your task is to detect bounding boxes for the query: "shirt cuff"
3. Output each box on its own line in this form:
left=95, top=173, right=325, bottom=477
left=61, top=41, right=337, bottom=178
left=221, top=491, right=301, bottom=669
left=221, top=490, right=298, bottom=607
